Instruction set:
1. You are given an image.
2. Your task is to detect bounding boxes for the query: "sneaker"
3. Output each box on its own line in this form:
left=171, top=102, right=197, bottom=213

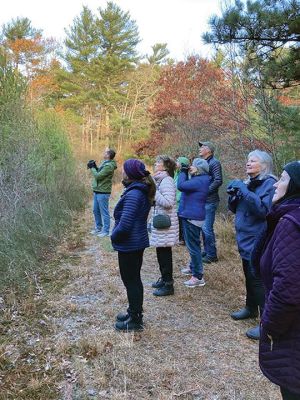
left=90, top=229, right=101, bottom=235
left=184, top=277, right=205, bottom=287
left=181, top=267, right=192, bottom=275
left=97, top=231, right=110, bottom=237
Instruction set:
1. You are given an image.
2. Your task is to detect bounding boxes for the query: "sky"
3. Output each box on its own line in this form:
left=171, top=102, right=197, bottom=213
left=0, top=0, right=223, bottom=60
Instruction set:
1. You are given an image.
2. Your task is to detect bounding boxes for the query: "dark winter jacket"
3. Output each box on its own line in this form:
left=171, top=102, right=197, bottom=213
left=228, top=175, right=276, bottom=260
left=206, top=155, right=223, bottom=203
left=111, top=181, right=151, bottom=252
left=177, top=171, right=211, bottom=220
left=258, top=198, right=300, bottom=394
left=91, top=159, right=117, bottom=193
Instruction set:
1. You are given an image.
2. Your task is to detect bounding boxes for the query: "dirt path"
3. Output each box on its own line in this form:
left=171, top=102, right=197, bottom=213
left=47, top=209, right=280, bottom=400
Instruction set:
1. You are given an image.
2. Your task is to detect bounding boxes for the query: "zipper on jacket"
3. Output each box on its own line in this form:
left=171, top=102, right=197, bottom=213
left=267, top=334, right=273, bottom=351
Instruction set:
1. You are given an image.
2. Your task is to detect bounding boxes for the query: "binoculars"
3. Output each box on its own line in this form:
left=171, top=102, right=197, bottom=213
left=87, top=160, right=97, bottom=169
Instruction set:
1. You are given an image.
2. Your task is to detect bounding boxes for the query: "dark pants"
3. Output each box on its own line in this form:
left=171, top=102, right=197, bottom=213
left=178, top=217, right=184, bottom=242
left=118, top=250, right=144, bottom=315
left=242, top=259, right=265, bottom=313
left=156, top=247, right=173, bottom=282
left=281, top=387, right=300, bottom=400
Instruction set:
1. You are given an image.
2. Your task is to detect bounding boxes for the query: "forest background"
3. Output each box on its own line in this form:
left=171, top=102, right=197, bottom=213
left=0, top=0, right=299, bottom=295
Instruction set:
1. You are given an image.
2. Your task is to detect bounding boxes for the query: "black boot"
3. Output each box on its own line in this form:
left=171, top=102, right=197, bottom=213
left=116, top=306, right=131, bottom=322
left=153, top=281, right=174, bottom=296
left=246, top=325, right=260, bottom=340
left=231, top=306, right=258, bottom=320
left=152, top=277, right=165, bottom=289
left=115, top=313, right=143, bottom=332
left=116, top=312, right=129, bottom=322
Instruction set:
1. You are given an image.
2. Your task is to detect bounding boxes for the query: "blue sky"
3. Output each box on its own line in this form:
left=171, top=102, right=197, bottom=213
left=0, top=0, right=222, bottom=60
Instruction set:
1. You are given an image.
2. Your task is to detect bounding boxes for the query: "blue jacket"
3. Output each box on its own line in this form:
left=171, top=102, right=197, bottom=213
left=111, top=182, right=151, bottom=252
left=228, top=175, right=276, bottom=260
left=177, top=171, right=211, bottom=220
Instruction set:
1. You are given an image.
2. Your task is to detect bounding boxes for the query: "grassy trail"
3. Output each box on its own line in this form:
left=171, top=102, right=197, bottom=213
left=0, top=207, right=280, bottom=399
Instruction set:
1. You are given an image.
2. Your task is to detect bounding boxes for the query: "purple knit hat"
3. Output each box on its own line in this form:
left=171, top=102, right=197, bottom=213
left=123, top=159, right=147, bottom=180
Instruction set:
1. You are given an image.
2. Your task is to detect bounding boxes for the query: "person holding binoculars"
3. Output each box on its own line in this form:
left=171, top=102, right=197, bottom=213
left=227, top=150, right=277, bottom=340
left=177, top=158, right=210, bottom=287
left=87, top=148, right=117, bottom=237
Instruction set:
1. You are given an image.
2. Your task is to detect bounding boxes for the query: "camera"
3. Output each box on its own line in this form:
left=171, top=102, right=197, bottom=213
left=87, top=160, right=97, bottom=169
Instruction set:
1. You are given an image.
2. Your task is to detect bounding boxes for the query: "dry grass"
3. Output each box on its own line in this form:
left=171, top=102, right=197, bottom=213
left=0, top=208, right=281, bottom=399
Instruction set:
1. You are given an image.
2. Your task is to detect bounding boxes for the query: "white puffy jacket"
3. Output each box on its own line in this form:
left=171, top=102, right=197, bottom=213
left=150, top=173, right=179, bottom=247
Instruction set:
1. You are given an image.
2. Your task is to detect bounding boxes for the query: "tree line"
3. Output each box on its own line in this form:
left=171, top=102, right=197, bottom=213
left=0, top=0, right=299, bottom=293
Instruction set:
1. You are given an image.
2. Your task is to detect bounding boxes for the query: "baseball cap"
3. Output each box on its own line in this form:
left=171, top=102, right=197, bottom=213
left=198, top=141, right=215, bottom=153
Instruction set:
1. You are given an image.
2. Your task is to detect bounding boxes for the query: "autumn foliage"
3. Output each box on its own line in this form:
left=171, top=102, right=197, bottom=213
left=157, top=57, right=247, bottom=128
left=135, top=56, right=248, bottom=157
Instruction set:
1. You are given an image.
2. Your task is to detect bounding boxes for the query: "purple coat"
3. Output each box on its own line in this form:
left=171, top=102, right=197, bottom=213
left=258, top=198, right=300, bottom=394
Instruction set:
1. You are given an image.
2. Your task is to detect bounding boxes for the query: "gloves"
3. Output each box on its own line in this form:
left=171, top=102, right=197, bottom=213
left=87, top=160, right=97, bottom=169
left=227, top=179, right=248, bottom=195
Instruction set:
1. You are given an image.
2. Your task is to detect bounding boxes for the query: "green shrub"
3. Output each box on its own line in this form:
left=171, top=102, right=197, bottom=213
left=0, top=63, right=88, bottom=293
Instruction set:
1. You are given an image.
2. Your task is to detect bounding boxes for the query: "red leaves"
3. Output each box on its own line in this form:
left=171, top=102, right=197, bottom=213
left=150, top=56, right=248, bottom=136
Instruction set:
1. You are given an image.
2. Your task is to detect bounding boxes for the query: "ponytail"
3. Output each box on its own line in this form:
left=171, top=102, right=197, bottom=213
left=142, top=173, right=156, bottom=206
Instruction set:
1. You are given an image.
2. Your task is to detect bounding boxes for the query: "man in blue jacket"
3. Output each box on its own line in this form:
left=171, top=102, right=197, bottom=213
left=199, top=141, right=223, bottom=263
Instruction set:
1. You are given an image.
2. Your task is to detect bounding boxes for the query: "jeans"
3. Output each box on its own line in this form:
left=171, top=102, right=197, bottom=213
left=280, top=387, right=300, bottom=400
left=118, top=250, right=144, bottom=315
left=93, top=193, right=110, bottom=234
left=242, top=259, right=265, bottom=313
left=182, top=219, right=203, bottom=279
left=202, top=201, right=219, bottom=259
left=156, top=247, right=173, bottom=282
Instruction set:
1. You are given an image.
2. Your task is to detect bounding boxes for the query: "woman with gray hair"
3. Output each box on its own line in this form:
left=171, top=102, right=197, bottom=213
left=227, top=149, right=277, bottom=340
left=177, top=158, right=211, bottom=287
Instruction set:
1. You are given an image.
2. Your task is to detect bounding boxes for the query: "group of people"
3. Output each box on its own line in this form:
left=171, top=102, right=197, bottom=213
left=88, top=143, right=300, bottom=400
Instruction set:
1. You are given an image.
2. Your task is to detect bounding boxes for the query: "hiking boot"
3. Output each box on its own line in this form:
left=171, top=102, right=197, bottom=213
left=115, top=315, right=143, bottom=332
left=181, top=267, right=192, bottom=275
left=202, top=256, right=218, bottom=264
left=151, top=277, right=165, bottom=289
left=184, top=276, right=206, bottom=287
left=153, top=281, right=174, bottom=296
left=231, top=307, right=258, bottom=320
left=116, top=312, right=129, bottom=322
left=246, top=325, right=260, bottom=340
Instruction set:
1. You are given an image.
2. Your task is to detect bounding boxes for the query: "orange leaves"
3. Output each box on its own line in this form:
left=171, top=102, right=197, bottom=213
left=6, top=35, right=45, bottom=68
